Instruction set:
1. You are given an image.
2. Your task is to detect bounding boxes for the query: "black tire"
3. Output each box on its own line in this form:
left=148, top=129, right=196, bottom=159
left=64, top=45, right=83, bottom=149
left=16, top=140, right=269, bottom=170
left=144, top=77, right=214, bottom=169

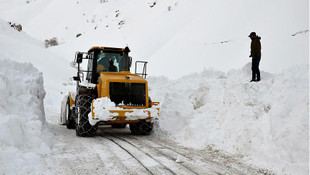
left=75, top=95, right=98, bottom=137
left=66, top=98, right=75, bottom=129
left=111, top=124, right=127, bottom=128
left=130, top=120, right=153, bottom=135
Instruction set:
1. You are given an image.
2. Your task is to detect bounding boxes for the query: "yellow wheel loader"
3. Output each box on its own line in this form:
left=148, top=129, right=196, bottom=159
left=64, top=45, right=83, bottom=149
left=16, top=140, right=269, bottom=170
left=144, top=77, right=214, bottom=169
left=60, top=46, right=160, bottom=137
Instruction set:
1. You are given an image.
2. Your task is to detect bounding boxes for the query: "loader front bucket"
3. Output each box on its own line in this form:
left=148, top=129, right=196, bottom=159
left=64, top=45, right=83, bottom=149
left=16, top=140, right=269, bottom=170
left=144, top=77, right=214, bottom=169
left=88, top=98, right=160, bottom=126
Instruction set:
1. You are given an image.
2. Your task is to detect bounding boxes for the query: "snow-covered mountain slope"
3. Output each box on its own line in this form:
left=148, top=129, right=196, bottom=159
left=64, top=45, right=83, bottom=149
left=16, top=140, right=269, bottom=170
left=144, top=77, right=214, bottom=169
left=0, top=0, right=308, bottom=79
left=0, top=59, right=52, bottom=174
left=148, top=63, right=309, bottom=174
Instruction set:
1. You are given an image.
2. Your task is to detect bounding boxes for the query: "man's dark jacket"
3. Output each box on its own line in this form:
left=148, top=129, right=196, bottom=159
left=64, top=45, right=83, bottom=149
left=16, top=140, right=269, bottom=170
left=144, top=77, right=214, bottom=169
left=250, top=36, right=261, bottom=58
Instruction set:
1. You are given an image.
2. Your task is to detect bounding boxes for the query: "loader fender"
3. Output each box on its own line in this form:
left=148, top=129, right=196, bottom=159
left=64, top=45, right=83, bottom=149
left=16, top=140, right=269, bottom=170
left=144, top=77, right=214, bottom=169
left=60, top=95, right=69, bottom=125
left=68, top=92, right=76, bottom=108
left=60, top=92, right=76, bottom=125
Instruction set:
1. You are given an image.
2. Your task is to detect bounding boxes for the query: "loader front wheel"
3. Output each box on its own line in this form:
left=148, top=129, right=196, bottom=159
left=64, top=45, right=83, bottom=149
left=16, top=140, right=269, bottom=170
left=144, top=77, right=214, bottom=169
left=130, top=120, right=153, bottom=135
left=75, top=95, right=98, bottom=137
left=65, top=99, right=75, bottom=129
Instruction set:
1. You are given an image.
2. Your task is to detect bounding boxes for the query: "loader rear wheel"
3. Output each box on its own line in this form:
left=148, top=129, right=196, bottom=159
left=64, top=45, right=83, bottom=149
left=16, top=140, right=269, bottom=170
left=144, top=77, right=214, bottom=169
left=111, top=124, right=127, bottom=128
left=75, top=95, right=98, bottom=137
left=65, top=99, right=75, bottom=129
left=130, top=120, right=153, bottom=135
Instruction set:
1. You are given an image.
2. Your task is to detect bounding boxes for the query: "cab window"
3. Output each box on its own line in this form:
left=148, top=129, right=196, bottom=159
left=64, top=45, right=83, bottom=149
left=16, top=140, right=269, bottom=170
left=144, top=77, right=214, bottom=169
left=96, top=51, right=124, bottom=73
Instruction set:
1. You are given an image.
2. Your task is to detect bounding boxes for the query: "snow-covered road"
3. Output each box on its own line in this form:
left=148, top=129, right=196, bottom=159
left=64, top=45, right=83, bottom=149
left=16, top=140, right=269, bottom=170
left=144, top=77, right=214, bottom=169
left=47, top=123, right=271, bottom=175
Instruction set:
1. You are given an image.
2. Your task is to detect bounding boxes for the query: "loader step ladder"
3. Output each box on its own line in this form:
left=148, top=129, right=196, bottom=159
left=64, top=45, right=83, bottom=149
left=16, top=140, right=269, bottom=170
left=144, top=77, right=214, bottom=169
left=135, top=61, right=148, bottom=79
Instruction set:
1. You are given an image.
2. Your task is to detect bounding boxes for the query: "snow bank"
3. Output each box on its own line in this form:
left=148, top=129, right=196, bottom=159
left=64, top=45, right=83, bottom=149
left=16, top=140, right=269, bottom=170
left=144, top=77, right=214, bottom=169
left=149, top=63, right=309, bottom=174
left=0, top=59, right=51, bottom=174
left=0, top=18, right=76, bottom=124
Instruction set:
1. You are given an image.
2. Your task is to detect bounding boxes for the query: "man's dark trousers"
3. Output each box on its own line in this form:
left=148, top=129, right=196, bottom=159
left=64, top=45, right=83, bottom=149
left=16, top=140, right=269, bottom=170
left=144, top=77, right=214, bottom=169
left=252, top=58, right=261, bottom=81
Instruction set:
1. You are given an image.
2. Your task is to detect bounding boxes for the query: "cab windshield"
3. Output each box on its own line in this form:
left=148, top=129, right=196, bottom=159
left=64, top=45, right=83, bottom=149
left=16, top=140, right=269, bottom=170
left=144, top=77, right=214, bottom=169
left=96, top=51, right=125, bottom=73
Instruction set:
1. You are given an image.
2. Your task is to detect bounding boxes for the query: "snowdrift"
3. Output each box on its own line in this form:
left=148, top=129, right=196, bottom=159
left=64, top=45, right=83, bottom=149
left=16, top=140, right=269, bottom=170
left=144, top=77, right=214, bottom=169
left=0, top=60, right=51, bottom=174
left=0, top=18, right=76, bottom=123
left=148, top=63, right=309, bottom=175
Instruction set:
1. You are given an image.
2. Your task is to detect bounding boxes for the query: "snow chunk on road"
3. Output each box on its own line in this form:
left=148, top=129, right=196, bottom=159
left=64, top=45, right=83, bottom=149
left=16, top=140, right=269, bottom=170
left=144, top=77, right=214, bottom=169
left=0, top=59, right=51, bottom=174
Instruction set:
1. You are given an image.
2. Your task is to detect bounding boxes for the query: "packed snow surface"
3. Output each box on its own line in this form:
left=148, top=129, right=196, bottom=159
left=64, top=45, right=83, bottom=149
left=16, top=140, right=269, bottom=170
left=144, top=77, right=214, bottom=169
left=148, top=63, right=309, bottom=175
left=0, top=60, right=51, bottom=174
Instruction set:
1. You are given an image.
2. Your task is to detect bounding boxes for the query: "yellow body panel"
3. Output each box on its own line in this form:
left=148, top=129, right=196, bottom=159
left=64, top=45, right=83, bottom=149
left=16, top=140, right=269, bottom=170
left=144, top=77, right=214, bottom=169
left=89, top=46, right=125, bottom=52
left=90, top=71, right=160, bottom=124
left=97, top=71, right=149, bottom=108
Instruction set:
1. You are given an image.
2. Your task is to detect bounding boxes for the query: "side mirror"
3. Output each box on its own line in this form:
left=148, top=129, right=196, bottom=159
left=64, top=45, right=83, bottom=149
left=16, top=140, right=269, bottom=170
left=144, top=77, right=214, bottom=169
left=76, top=53, right=83, bottom=63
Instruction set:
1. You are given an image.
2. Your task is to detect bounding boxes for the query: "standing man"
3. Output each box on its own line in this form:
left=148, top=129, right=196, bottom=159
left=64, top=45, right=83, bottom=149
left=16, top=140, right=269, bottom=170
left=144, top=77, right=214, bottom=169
left=249, top=32, right=261, bottom=82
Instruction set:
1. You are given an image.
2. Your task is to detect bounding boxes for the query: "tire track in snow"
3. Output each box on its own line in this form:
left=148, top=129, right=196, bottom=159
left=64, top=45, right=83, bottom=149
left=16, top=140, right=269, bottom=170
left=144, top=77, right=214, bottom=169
left=105, top=138, right=155, bottom=175
left=96, top=129, right=153, bottom=175
left=81, top=139, right=128, bottom=175
left=48, top=124, right=272, bottom=175
left=142, top=137, right=267, bottom=175
left=138, top=137, right=233, bottom=174
left=106, top=133, right=200, bottom=175
left=102, top=128, right=258, bottom=175
left=83, top=137, right=138, bottom=175
left=48, top=124, right=149, bottom=175
left=100, top=128, right=176, bottom=175
left=106, top=135, right=180, bottom=175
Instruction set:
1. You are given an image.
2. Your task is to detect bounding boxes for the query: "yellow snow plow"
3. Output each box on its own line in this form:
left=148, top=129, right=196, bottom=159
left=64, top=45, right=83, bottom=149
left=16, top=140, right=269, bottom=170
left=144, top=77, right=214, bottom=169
left=60, top=46, right=160, bottom=136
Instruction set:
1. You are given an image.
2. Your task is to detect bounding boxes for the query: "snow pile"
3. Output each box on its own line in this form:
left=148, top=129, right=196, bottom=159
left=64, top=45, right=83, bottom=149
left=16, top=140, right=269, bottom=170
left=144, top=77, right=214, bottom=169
left=149, top=63, right=309, bottom=174
left=0, top=59, right=51, bottom=174
left=0, top=18, right=76, bottom=124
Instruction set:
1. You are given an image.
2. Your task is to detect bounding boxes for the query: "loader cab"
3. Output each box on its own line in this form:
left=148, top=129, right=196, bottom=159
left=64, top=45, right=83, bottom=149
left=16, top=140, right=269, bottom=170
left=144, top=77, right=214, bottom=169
left=86, top=47, right=131, bottom=84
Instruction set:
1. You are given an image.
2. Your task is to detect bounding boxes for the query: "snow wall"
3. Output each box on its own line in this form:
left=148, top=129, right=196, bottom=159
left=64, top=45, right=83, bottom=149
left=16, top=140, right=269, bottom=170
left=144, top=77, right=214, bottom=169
left=148, top=63, right=309, bottom=175
left=0, top=60, right=51, bottom=174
